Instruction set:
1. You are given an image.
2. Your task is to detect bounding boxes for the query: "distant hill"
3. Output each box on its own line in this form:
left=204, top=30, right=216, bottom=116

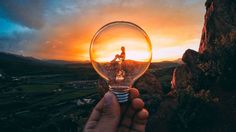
left=0, top=52, right=92, bottom=76
left=0, top=52, right=181, bottom=76
left=0, top=52, right=47, bottom=65
left=150, top=60, right=181, bottom=70
left=44, top=60, right=90, bottom=65
left=0, top=52, right=61, bottom=76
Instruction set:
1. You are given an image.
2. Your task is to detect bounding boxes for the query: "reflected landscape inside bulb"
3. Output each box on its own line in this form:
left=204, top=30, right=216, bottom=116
left=90, top=21, right=152, bottom=92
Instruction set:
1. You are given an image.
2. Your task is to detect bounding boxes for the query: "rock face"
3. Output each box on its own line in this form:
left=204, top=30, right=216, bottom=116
left=171, top=64, right=192, bottom=90
left=199, top=0, right=236, bottom=53
left=164, top=0, right=236, bottom=131
left=172, top=0, right=236, bottom=91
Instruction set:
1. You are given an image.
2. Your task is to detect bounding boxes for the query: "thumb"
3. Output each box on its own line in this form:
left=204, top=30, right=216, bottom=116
left=98, top=92, right=120, bottom=131
left=103, top=91, right=120, bottom=118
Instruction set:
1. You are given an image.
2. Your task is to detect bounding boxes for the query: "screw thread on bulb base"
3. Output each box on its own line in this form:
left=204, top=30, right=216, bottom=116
left=111, top=91, right=129, bottom=103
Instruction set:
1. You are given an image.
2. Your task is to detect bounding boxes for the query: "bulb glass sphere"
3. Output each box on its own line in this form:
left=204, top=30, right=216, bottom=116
left=90, top=21, right=152, bottom=102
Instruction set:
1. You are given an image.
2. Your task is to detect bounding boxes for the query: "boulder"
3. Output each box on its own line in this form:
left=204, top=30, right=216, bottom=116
left=170, top=64, right=193, bottom=90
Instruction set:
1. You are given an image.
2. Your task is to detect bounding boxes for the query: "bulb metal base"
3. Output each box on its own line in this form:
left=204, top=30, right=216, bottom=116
left=112, top=91, right=129, bottom=103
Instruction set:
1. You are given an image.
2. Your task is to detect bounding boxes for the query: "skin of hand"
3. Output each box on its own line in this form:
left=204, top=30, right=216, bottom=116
left=84, top=88, right=149, bottom=132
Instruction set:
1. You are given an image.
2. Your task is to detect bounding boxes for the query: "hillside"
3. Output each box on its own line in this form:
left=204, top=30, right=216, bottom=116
left=0, top=52, right=60, bottom=75
left=0, top=52, right=96, bottom=79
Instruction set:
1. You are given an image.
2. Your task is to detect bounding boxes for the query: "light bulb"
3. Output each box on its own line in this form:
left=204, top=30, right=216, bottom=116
left=90, top=21, right=152, bottom=103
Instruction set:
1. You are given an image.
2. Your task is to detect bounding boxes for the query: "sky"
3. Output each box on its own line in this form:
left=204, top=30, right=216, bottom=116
left=0, top=0, right=205, bottom=62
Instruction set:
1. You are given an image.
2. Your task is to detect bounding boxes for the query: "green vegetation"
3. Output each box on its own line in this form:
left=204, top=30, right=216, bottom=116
left=0, top=60, right=99, bottom=132
left=0, top=52, right=183, bottom=132
left=20, top=84, right=59, bottom=93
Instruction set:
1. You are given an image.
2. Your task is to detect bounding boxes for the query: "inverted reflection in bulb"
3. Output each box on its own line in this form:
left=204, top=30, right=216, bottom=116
left=90, top=21, right=152, bottom=102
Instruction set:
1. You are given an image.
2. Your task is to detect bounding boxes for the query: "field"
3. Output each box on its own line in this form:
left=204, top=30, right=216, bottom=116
left=0, top=73, right=100, bottom=132
left=0, top=52, right=179, bottom=132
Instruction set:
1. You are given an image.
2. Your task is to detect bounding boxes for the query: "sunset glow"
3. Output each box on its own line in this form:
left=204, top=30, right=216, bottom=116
left=0, top=0, right=205, bottom=62
left=94, top=50, right=151, bottom=62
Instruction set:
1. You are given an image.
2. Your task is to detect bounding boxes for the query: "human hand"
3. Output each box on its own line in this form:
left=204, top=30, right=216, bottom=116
left=84, top=88, right=149, bottom=132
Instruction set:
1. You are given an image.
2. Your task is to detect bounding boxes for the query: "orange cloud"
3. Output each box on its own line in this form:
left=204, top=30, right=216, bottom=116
left=27, top=0, right=205, bottom=62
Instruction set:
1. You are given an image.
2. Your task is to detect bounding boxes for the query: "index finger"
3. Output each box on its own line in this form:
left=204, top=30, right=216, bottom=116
left=120, top=88, right=140, bottom=113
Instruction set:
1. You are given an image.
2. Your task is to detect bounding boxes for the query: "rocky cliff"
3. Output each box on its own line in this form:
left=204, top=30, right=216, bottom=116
left=165, top=0, right=236, bottom=131
left=172, top=0, right=236, bottom=92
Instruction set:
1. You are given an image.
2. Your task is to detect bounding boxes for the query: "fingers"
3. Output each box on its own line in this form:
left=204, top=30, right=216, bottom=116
left=119, top=88, right=140, bottom=132
left=122, top=98, right=144, bottom=122
left=129, top=88, right=140, bottom=100
left=132, top=98, right=144, bottom=109
left=118, top=98, right=144, bottom=132
left=97, top=92, right=121, bottom=131
left=87, top=87, right=139, bottom=126
left=85, top=88, right=148, bottom=132
left=85, top=92, right=120, bottom=131
left=84, top=98, right=104, bottom=130
left=103, top=92, right=120, bottom=116
left=137, top=109, right=149, bottom=120
left=120, top=88, right=140, bottom=115
left=130, top=109, right=149, bottom=132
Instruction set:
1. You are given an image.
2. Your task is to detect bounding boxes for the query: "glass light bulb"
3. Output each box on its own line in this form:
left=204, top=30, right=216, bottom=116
left=90, top=21, right=152, bottom=103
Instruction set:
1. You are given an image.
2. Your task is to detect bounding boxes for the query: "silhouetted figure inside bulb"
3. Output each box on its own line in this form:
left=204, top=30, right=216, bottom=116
left=111, top=46, right=126, bottom=63
left=110, top=46, right=126, bottom=81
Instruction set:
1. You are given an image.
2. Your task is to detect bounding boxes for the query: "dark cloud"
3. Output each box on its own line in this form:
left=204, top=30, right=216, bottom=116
left=0, top=30, right=37, bottom=55
left=0, top=0, right=45, bottom=29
